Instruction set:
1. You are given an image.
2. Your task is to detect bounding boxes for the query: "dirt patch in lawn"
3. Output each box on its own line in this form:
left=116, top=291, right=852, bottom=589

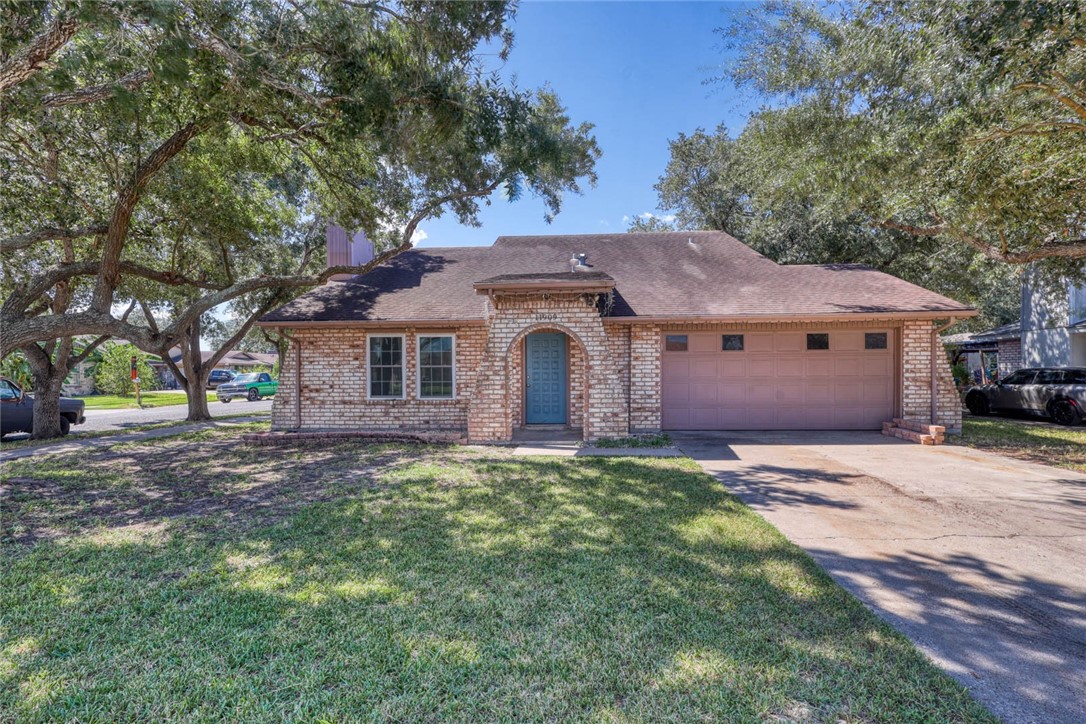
left=0, top=430, right=463, bottom=546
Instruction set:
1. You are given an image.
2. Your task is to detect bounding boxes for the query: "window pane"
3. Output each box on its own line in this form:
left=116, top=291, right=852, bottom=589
left=1035, top=369, right=1062, bottom=384
left=722, top=334, right=744, bottom=351
left=418, top=335, right=454, bottom=399
left=1002, top=370, right=1034, bottom=385
left=1063, top=369, right=1086, bottom=384
left=368, top=336, right=404, bottom=397
left=806, top=333, right=830, bottom=350
left=864, top=332, right=888, bottom=350
left=665, top=335, right=688, bottom=352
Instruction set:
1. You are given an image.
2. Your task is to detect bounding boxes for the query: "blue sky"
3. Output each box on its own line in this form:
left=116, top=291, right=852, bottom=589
left=416, top=1, right=760, bottom=248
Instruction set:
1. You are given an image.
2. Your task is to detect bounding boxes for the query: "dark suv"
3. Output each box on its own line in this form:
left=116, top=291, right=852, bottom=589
left=206, top=369, right=236, bottom=389
left=965, top=367, right=1086, bottom=426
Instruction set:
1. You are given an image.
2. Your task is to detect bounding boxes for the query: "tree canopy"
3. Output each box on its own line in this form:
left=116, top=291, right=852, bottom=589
left=714, top=0, right=1085, bottom=270
left=1, top=0, right=600, bottom=358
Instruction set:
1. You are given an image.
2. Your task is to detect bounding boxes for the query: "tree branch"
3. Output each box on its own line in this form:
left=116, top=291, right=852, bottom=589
left=875, top=219, right=1086, bottom=263
left=1, top=224, right=108, bottom=254
left=41, top=69, right=152, bottom=109
left=91, top=118, right=212, bottom=312
left=69, top=333, right=110, bottom=367
left=0, top=13, right=79, bottom=93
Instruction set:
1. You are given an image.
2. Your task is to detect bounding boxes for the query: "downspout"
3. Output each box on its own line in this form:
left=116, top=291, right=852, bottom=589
left=931, top=318, right=957, bottom=425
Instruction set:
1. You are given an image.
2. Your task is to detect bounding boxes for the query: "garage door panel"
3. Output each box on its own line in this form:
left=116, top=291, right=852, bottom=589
left=834, top=356, right=862, bottom=376
left=835, top=331, right=864, bottom=351
left=692, top=383, right=718, bottom=404
left=662, top=328, right=895, bottom=431
left=777, top=357, right=804, bottom=377
left=720, top=358, right=747, bottom=376
left=834, top=381, right=862, bottom=404
left=746, top=333, right=775, bottom=352
left=864, top=357, right=891, bottom=376
left=863, top=380, right=891, bottom=403
left=748, top=383, right=777, bottom=404
left=775, top=333, right=804, bottom=352
left=691, top=358, right=718, bottom=378
left=748, top=356, right=776, bottom=376
left=805, top=357, right=835, bottom=376
left=719, top=383, right=746, bottom=403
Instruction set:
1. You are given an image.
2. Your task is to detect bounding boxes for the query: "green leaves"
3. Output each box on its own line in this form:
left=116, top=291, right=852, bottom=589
left=719, top=0, right=1086, bottom=268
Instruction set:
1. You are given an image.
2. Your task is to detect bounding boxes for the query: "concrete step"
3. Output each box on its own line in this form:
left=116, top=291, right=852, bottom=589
left=882, top=425, right=937, bottom=445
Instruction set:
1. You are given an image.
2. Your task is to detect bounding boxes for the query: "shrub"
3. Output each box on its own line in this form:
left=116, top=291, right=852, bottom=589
left=94, top=344, right=156, bottom=395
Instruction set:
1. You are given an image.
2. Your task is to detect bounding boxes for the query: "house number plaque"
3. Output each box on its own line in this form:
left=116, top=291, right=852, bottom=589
left=534, top=312, right=558, bottom=321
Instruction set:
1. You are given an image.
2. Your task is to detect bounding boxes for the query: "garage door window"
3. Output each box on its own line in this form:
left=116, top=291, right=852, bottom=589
left=722, top=334, right=744, bottom=351
left=864, top=332, right=888, bottom=350
left=806, top=333, right=830, bottom=350
left=665, top=335, right=688, bottom=351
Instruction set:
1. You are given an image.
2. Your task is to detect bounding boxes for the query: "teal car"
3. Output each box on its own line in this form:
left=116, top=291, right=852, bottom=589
left=216, top=372, right=278, bottom=402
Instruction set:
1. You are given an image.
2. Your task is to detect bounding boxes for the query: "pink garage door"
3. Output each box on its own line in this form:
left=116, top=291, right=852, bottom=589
left=661, top=330, right=895, bottom=430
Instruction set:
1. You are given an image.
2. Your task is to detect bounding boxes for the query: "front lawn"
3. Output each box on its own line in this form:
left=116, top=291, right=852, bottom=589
left=0, top=430, right=991, bottom=722
left=952, top=416, right=1086, bottom=472
left=77, top=391, right=215, bottom=410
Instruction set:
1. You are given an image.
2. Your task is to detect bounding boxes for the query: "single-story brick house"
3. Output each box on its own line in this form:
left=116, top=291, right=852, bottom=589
left=258, top=230, right=973, bottom=440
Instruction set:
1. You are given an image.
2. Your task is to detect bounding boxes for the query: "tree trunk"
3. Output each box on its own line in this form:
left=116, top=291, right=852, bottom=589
left=22, top=339, right=72, bottom=439
left=183, top=372, right=211, bottom=421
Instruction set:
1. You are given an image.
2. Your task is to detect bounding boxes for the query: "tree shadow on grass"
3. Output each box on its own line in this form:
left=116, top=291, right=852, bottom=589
left=0, top=446, right=994, bottom=722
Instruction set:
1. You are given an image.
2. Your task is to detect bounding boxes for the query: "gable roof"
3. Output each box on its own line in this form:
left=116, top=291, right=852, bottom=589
left=260, top=231, right=975, bottom=326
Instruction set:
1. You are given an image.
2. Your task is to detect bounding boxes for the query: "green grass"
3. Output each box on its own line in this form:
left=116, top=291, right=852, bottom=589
left=76, top=391, right=216, bottom=410
left=952, top=417, right=1086, bottom=472
left=0, top=430, right=992, bottom=722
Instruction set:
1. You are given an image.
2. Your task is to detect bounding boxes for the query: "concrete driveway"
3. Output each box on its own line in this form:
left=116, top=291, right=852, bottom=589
left=673, top=431, right=1086, bottom=724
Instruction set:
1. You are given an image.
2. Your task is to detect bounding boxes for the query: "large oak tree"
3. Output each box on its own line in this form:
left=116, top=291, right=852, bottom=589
left=1, top=0, right=599, bottom=435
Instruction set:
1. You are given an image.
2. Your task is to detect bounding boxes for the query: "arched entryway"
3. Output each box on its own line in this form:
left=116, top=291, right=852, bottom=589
left=504, top=324, right=590, bottom=437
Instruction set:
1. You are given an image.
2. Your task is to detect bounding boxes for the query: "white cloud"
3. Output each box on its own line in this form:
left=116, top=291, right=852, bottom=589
left=621, top=215, right=630, bottom=223
left=637, top=212, right=677, bottom=223
left=598, top=219, right=609, bottom=227
left=411, top=228, right=428, bottom=244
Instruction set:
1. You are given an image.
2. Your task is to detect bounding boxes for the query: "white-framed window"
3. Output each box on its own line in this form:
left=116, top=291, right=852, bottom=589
left=367, top=334, right=405, bottom=399
left=417, top=334, right=455, bottom=399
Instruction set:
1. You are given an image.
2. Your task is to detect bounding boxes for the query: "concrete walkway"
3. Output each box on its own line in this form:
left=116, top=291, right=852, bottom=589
left=0, top=417, right=268, bottom=462
left=674, top=430, right=1086, bottom=724
left=511, top=443, right=683, bottom=457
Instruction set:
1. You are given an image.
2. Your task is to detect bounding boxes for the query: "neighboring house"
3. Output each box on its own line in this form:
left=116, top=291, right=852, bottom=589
left=943, top=274, right=1086, bottom=377
left=161, top=349, right=278, bottom=387
left=1022, top=272, right=1086, bottom=367
left=257, top=229, right=972, bottom=440
left=944, top=322, right=1021, bottom=383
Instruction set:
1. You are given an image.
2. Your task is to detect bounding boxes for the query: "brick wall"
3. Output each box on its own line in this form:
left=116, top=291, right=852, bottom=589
left=271, top=326, right=485, bottom=433
left=901, top=320, right=962, bottom=433
left=997, top=339, right=1022, bottom=377
left=271, top=314, right=961, bottom=439
left=467, top=292, right=627, bottom=441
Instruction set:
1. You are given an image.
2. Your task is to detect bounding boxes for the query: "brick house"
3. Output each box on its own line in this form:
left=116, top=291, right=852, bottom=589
left=258, top=230, right=973, bottom=440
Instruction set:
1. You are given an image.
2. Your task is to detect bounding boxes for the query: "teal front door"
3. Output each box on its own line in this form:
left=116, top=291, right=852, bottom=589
left=525, top=333, right=568, bottom=424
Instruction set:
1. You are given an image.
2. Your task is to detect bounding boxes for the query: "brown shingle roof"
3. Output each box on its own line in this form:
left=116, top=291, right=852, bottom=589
left=260, top=231, right=975, bottom=325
